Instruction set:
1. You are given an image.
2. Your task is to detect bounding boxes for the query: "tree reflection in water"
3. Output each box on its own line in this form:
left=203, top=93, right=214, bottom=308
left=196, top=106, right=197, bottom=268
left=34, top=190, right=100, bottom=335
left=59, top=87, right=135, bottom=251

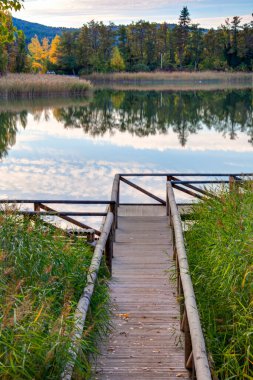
left=0, top=89, right=252, bottom=158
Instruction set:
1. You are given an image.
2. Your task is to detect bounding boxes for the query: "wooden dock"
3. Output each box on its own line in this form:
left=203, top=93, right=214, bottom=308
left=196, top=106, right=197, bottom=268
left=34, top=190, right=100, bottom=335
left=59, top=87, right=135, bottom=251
left=94, top=205, right=189, bottom=379
left=5, top=174, right=243, bottom=379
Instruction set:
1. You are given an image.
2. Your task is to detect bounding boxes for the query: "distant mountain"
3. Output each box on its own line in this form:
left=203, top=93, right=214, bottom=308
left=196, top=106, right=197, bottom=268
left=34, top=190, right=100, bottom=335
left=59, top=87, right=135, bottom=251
left=13, top=17, right=78, bottom=43
left=13, top=17, right=207, bottom=45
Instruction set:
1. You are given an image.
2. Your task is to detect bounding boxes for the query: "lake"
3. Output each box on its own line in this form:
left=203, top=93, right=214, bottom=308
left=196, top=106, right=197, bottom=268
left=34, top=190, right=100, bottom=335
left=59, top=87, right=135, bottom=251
left=0, top=87, right=252, bottom=225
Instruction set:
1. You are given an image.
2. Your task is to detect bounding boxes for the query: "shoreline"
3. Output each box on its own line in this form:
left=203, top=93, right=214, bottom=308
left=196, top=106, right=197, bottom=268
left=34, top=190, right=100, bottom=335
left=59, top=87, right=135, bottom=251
left=0, top=74, right=92, bottom=99
left=84, top=71, right=253, bottom=90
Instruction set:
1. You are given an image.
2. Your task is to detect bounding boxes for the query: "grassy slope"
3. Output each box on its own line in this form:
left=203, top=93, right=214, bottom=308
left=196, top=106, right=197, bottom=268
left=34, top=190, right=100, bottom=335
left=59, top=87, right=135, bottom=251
left=0, top=214, right=110, bottom=379
left=185, top=183, right=253, bottom=379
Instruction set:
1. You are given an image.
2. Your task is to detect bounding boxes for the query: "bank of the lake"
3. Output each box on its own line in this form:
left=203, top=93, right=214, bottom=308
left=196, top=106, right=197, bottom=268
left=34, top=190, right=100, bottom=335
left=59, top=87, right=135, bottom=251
left=0, top=74, right=91, bottom=99
left=85, top=71, right=253, bottom=91
left=186, top=182, right=253, bottom=379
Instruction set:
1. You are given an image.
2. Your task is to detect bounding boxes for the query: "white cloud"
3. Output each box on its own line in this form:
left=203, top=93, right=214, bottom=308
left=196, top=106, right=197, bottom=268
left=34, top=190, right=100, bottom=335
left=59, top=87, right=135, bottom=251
left=193, top=14, right=252, bottom=28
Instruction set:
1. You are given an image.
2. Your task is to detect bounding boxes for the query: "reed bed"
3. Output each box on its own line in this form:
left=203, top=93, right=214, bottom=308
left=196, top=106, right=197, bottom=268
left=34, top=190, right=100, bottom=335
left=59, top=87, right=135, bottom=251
left=86, top=71, right=253, bottom=85
left=0, top=212, right=110, bottom=379
left=0, top=74, right=92, bottom=99
left=185, top=182, right=253, bottom=379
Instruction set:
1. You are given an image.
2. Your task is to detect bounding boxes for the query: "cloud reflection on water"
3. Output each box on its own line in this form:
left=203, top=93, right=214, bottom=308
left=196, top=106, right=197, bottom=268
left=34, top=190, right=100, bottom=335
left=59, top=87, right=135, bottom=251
left=0, top=89, right=252, bottom=212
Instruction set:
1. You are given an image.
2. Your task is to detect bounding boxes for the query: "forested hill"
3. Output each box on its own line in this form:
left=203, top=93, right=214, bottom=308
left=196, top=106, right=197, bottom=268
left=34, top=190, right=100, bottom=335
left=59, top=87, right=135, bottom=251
left=13, top=17, right=78, bottom=43
left=13, top=17, right=179, bottom=44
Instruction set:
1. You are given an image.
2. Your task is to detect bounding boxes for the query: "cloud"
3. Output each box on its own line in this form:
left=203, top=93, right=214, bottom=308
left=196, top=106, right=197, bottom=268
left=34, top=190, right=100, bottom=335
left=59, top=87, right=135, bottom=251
left=14, top=0, right=199, bottom=26
left=193, top=14, right=252, bottom=28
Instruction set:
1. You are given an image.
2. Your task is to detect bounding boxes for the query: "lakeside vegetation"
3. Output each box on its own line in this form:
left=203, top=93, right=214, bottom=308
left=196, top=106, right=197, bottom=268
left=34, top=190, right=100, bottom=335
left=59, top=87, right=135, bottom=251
left=86, top=71, right=253, bottom=86
left=0, top=6, right=253, bottom=76
left=186, top=182, right=253, bottom=378
left=0, top=74, right=91, bottom=99
left=0, top=212, right=110, bottom=379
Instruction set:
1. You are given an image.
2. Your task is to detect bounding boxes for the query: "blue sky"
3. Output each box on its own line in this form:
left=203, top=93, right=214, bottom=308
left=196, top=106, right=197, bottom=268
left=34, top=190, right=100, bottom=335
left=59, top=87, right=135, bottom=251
left=15, top=0, right=252, bottom=28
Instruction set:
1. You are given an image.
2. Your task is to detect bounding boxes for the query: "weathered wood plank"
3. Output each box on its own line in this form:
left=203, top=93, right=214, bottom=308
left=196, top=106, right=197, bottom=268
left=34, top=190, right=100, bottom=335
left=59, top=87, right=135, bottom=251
left=94, top=206, right=189, bottom=379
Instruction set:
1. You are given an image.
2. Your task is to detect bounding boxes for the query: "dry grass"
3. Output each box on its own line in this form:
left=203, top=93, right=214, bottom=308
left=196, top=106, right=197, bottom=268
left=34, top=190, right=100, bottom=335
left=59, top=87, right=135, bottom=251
left=86, top=71, right=253, bottom=87
left=94, top=82, right=253, bottom=91
left=0, top=74, right=92, bottom=99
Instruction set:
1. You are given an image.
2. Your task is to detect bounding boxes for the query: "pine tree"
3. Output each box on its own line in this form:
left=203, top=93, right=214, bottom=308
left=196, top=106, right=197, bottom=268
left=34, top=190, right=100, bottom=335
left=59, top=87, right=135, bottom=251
left=175, top=6, right=191, bottom=69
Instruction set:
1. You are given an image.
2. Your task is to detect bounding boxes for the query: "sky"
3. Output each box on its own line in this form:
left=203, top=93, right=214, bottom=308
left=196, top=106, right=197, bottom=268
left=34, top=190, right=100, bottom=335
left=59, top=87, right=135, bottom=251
left=14, top=0, right=253, bottom=28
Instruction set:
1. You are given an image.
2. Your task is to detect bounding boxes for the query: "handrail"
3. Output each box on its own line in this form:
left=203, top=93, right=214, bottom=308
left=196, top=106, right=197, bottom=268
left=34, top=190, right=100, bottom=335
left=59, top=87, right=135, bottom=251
left=0, top=200, right=115, bottom=204
left=119, top=172, right=253, bottom=177
left=61, top=211, right=114, bottom=380
left=0, top=200, right=115, bottom=237
left=167, top=181, right=212, bottom=380
left=120, top=176, right=166, bottom=204
left=37, top=203, right=102, bottom=236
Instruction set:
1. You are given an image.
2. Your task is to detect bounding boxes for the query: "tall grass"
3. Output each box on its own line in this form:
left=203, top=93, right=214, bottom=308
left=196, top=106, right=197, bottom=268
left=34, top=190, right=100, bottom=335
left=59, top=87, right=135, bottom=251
left=86, top=71, right=253, bottom=83
left=0, top=74, right=92, bottom=99
left=0, top=212, right=110, bottom=379
left=185, top=182, right=253, bottom=379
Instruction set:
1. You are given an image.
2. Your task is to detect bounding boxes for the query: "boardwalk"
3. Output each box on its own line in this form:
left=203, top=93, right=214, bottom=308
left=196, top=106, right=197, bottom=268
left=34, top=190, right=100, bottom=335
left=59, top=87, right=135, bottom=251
left=94, top=205, right=189, bottom=380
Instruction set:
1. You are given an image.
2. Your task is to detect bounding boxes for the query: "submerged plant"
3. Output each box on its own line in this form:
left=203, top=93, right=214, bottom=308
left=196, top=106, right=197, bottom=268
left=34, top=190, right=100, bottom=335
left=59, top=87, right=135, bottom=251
left=186, top=181, right=253, bottom=379
left=0, top=213, right=110, bottom=379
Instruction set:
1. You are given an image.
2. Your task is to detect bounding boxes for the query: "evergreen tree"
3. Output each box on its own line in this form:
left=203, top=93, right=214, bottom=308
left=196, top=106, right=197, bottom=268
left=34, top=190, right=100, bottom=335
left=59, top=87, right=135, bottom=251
left=175, top=6, right=191, bottom=68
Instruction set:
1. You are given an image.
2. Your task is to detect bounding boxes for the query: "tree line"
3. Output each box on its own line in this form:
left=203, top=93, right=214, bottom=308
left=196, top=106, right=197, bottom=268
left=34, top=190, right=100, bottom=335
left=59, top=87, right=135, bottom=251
left=0, top=5, right=253, bottom=75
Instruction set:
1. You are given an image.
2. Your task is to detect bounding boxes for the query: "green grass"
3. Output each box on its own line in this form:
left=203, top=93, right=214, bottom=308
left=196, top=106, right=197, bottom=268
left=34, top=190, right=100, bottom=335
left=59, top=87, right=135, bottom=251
left=185, top=182, right=253, bottom=379
left=0, top=212, right=110, bottom=379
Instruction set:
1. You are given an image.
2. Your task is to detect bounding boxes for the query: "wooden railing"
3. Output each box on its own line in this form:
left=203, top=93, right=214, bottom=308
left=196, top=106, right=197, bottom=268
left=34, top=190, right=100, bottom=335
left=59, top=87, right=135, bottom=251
left=61, top=211, right=114, bottom=380
left=111, top=172, right=252, bottom=379
left=1, top=172, right=251, bottom=379
left=167, top=181, right=211, bottom=380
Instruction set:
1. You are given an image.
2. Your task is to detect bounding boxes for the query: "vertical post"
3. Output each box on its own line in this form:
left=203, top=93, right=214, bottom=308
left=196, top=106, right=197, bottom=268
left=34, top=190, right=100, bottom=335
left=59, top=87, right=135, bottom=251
left=172, top=230, right=176, bottom=260
left=166, top=176, right=172, bottom=219
left=87, top=231, right=95, bottom=243
left=184, top=311, right=193, bottom=370
left=110, top=202, right=116, bottom=246
left=105, top=230, right=113, bottom=276
left=34, top=202, right=40, bottom=213
left=229, top=175, right=235, bottom=193
left=116, top=176, right=120, bottom=229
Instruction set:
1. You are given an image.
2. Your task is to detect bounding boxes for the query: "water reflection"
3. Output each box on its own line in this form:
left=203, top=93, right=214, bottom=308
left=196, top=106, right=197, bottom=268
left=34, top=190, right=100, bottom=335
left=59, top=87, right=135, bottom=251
left=0, top=111, right=27, bottom=159
left=0, top=89, right=252, bottom=159
left=53, top=90, right=253, bottom=146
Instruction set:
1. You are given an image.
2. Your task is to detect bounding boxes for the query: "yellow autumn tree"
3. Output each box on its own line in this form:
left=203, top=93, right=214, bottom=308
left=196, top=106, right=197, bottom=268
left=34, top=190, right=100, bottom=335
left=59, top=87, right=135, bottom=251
left=110, top=46, right=125, bottom=72
left=28, top=35, right=50, bottom=73
left=49, top=35, right=61, bottom=65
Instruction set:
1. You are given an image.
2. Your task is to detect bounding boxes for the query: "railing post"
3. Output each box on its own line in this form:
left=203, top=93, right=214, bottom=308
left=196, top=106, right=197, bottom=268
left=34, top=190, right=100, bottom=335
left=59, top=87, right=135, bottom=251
left=184, top=311, right=193, bottom=370
left=105, top=229, right=113, bottom=276
left=111, top=174, right=120, bottom=230
left=110, top=202, right=116, bottom=246
left=34, top=202, right=40, bottom=212
left=167, top=176, right=172, bottom=219
left=229, top=175, right=235, bottom=192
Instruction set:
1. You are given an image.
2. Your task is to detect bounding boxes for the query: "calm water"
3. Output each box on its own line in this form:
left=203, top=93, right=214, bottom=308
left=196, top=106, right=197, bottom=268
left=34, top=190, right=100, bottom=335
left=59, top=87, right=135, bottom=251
left=0, top=88, right=252, bottom=220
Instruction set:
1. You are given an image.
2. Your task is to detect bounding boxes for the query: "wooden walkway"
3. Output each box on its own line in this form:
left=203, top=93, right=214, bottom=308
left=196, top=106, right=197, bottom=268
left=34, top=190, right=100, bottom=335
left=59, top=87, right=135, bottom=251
left=94, top=205, right=189, bottom=379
